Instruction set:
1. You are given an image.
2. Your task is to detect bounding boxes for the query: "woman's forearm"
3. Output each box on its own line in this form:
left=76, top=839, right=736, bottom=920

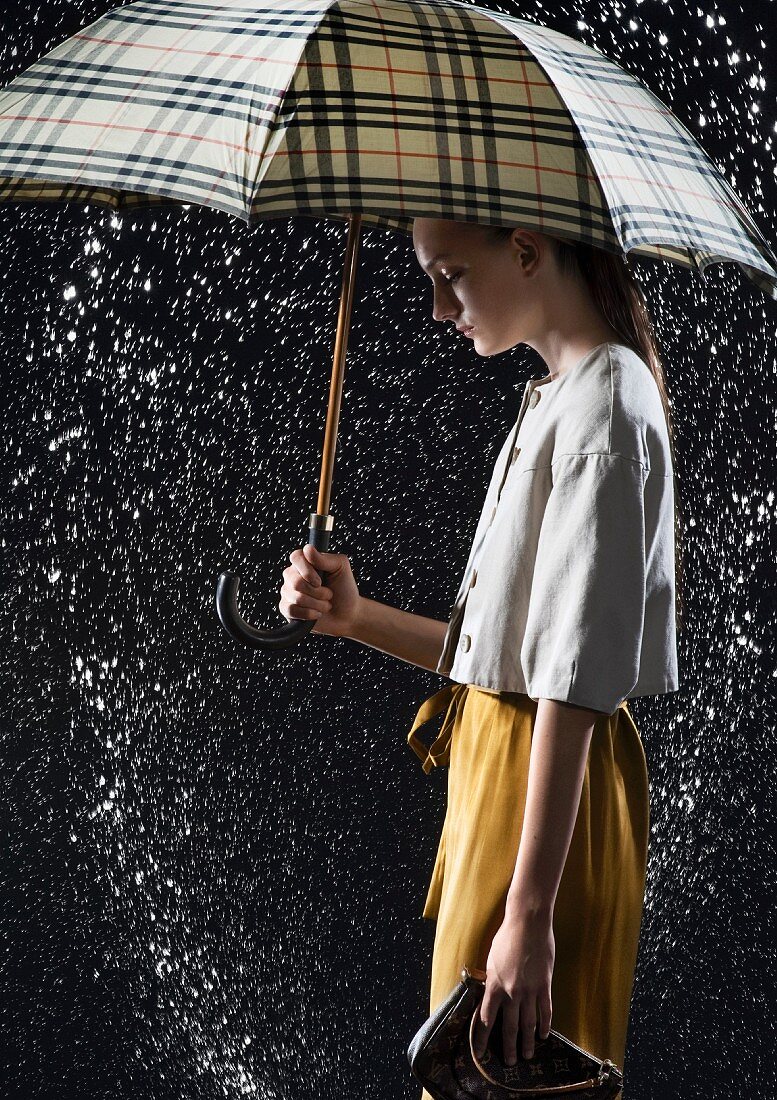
left=505, top=698, right=599, bottom=919
left=345, top=596, right=449, bottom=674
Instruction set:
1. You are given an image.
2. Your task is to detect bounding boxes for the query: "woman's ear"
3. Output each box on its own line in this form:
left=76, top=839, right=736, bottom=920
left=512, top=240, right=539, bottom=275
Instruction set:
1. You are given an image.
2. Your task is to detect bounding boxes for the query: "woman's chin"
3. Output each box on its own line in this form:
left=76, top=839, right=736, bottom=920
left=467, top=331, right=504, bottom=356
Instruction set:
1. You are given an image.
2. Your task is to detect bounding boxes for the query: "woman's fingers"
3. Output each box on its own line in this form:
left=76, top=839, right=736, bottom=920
left=539, top=992, right=552, bottom=1041
left=472, top=992, right=497, bottom=1058
left=520, top=999, right=538, bottom=1060
left=289, top=548, right=321, bottom=586
left=297, top=580, right=333, bottom=604
left=500, top=999, right=521, bottom=1066
left=281, top=567, right=333, bottom=609
left=481, top=996, right=547, bottom=1065
left=284, top=563, right=331, bottom=597
left=281, top=588, right=332, bottom=616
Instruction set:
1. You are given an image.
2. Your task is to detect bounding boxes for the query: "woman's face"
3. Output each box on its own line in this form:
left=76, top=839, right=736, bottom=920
left=412, top=217, right=551, bottom=357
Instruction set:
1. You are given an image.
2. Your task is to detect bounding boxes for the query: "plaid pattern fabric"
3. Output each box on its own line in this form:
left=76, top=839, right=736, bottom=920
left=0, top=0, right=774, bottom=298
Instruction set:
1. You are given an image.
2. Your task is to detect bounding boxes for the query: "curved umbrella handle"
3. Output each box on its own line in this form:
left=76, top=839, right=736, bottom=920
left=216, top=513, right=334, bottom=650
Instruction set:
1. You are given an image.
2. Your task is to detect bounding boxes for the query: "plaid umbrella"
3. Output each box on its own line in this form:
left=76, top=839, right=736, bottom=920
left=1, top=0, right=775, bottom=647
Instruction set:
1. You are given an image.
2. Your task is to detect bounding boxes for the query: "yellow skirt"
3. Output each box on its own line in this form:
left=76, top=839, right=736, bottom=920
left=407, top=682, right=649, bottom=1100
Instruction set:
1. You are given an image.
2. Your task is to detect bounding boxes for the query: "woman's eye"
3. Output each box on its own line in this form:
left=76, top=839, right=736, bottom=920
left=444, top=272, right=462, bottom=285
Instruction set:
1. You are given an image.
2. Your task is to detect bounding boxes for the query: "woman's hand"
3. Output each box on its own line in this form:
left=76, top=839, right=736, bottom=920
left=471, top=908, right=555, bottom=1065
left=279, top=544, right=362, bottom=638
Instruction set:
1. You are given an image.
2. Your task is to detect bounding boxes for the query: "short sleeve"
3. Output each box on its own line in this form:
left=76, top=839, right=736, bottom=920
left=520, top=452, right=648, bottom=715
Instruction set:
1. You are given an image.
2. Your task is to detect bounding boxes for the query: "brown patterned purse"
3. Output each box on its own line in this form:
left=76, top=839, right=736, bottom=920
left=408, top=966, right=624, bottom=1099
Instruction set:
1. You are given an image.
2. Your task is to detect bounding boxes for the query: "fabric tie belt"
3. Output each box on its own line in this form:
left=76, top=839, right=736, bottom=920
left=407, top=682, right=631, bottom=773
left=406, top=681, right=469, bottom=773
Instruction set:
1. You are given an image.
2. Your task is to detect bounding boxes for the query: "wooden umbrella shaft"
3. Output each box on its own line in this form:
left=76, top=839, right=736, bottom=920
left=315, top=212, right=363, bottom=520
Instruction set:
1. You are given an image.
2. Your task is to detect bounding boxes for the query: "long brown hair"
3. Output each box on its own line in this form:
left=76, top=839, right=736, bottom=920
left=488, top=225, right=684, bottom=636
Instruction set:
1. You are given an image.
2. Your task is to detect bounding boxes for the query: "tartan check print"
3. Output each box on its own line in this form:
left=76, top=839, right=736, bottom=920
left=0, top=0, right=774, bottom=297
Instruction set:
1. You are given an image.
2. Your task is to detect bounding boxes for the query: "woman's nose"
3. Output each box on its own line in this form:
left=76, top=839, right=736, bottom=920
left=432, top=291, right=458, bottom=324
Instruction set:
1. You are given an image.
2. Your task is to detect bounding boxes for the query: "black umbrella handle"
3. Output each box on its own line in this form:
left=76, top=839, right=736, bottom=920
left=216, top=513, right=334, bottom=650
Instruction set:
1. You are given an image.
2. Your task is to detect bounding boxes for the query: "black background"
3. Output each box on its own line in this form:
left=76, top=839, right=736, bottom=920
left=1, top=2, right=776, bottom=1098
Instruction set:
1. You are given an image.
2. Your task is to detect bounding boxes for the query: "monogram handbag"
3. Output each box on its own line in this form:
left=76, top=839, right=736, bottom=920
left=408, top=965, right=624, bottom=1099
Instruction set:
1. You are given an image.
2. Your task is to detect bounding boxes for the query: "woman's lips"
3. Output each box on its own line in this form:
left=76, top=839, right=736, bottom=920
left=461, top=326, right=475, bottom=337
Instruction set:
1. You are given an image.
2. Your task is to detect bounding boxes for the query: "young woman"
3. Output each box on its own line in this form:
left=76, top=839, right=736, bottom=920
left=279, top=218, right=681, bottom=1098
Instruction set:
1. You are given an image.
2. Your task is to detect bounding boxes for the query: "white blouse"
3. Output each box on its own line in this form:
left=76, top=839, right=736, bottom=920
left=436, top=342, right=680, bottom=715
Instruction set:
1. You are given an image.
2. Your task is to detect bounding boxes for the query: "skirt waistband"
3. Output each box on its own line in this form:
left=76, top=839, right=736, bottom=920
left=406, top=682, right=629, bottom=773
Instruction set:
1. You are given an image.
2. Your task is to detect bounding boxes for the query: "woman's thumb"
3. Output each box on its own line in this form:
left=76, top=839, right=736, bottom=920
left=303, top=544, right=336, bottom=567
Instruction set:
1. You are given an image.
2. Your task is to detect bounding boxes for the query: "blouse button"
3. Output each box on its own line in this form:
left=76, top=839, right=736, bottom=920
left=529, top=389, right=541, bottom=408
left=460, top=633, right=471, bottom=652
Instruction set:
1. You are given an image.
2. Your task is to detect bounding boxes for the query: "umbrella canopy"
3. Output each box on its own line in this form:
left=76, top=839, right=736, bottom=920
left=1, top=0, right=775, bottom=297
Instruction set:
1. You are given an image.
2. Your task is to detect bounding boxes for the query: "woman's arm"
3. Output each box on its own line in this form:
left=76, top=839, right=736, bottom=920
left=473, top=698, right=599, bottom=1064
left=344, top=595, right=449, bottom=674
left=505, top=697, right=596, bottom=918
